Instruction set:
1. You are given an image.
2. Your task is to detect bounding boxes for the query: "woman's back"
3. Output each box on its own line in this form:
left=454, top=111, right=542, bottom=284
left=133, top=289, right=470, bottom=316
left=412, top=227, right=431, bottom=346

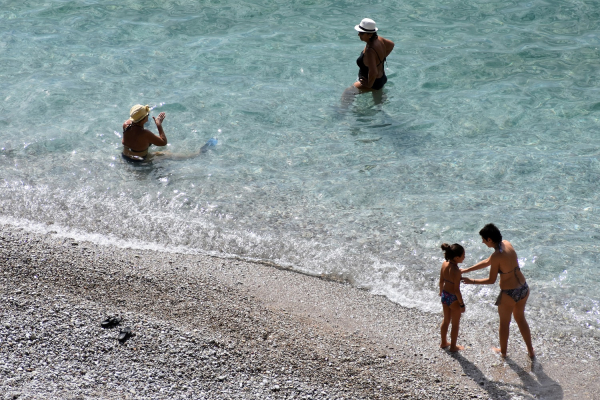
left=496, top=240, right=526, bottom=289
left=367, top=37, right=393, bottom=77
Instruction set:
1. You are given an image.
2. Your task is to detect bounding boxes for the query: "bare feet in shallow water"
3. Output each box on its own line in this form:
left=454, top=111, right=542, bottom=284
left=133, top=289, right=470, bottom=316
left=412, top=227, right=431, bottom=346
left=492, top=347, right=536, bottom=359
left=449, top=345, right=465, bottom=352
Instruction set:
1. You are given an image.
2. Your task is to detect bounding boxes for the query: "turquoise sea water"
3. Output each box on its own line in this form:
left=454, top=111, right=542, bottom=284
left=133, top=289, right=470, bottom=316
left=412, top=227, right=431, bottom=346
left=2, top=0, right=600, bottom=336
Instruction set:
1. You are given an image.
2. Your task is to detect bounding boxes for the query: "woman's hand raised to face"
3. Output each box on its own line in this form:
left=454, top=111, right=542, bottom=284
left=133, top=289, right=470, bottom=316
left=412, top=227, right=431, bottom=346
left=153, top=112, right=166, bottom=127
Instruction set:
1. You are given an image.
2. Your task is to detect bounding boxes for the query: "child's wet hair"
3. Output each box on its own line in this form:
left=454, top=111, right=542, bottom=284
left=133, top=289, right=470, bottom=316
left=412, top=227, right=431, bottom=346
left=441, top=243, right=465, bottom=261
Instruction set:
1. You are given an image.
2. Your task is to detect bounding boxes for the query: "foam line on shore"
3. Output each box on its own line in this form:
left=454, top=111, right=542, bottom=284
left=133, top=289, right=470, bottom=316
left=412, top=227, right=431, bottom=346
left=1, top=223, right=598, bottom=398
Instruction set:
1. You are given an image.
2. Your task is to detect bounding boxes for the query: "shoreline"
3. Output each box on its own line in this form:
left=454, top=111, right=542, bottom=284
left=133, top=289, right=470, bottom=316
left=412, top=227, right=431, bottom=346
left=1, top=224, right=598, bottom=399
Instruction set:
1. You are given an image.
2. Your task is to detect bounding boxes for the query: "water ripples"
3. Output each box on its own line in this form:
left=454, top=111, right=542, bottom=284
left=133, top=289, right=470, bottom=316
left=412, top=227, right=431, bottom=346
left=2, top=0, right=600, bottom=336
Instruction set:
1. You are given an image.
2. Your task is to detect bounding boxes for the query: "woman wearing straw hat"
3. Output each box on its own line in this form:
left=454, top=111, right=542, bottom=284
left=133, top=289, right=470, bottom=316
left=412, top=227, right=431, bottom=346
left=122, top=104, right=168, bottom=162
left=353, top=18, right=394, bottom=91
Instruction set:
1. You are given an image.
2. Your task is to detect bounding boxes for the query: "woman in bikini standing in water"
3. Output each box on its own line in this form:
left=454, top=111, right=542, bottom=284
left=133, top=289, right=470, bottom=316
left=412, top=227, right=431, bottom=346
left=439, top=243, right=466, bottom=352
left=461, top=224, right=535, bottom=358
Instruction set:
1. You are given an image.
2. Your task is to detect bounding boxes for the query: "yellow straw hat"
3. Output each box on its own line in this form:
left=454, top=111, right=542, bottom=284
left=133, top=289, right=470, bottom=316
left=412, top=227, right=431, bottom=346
left=129, top=104, right=150, bottom=123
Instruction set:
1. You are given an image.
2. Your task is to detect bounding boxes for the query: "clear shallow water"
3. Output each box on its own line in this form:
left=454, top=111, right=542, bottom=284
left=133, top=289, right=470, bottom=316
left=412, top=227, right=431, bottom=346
left=2, top=0, right=600, bottom=336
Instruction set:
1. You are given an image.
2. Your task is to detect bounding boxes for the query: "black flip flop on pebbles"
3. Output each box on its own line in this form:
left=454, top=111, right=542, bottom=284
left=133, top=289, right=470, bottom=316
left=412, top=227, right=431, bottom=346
left=100, top=316, right=121, bottom=329
left=118, top=327, right=133, bottom=343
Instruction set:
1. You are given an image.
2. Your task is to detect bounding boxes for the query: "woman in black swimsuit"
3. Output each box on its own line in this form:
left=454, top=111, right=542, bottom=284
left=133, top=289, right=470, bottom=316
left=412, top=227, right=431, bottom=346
left=353, top=18, right=394, bottom=91
left=461, top=224, right=535, bottom=358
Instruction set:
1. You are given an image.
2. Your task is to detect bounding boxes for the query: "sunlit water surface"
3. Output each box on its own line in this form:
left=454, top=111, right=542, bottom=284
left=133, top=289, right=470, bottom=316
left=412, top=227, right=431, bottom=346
left=2, top=0, right=600, bottom=337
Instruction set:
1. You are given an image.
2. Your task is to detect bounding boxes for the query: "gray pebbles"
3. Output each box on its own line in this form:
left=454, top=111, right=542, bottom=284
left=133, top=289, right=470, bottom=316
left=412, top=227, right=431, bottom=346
left=1, top=226, right=598, bottom=399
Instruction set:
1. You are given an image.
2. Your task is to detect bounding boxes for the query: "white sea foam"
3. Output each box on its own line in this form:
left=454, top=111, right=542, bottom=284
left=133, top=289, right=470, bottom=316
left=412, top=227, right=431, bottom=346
left=1, top=0, right=600, bottom=337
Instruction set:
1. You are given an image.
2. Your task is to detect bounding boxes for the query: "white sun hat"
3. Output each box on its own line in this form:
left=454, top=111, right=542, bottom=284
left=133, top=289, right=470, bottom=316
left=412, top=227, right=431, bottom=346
left=354, top=18, right=378, bottom=33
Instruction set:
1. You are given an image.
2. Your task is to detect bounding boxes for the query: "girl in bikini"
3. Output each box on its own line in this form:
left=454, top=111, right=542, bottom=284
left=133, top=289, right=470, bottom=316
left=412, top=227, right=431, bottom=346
left=439, top=243, right=466, bottom=352
left=461, top=223, right=535, bottom=358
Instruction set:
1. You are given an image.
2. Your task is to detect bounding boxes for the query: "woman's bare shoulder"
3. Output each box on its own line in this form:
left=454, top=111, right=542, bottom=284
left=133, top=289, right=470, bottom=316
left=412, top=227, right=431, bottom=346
left=379, top=36, right=394, bottom=48
left=502, top=240, right=516, bottom=252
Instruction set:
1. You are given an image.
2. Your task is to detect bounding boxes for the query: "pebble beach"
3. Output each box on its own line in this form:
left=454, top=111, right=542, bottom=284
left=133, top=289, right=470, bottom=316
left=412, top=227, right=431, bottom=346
left=1, top=224, right=598, bottom=399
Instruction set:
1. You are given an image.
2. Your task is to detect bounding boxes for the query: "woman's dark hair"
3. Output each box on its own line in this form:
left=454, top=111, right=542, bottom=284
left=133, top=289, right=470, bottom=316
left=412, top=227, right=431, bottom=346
left=479, top=223, right=502, bottom=244
left=441, top=243, right=464, bottom=261
left=369, top=32, right=379, bottom=41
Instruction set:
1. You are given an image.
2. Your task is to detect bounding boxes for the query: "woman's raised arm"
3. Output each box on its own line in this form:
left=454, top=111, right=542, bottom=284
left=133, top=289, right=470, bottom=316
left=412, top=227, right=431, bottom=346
left=461, top=256, right=491, bottom=274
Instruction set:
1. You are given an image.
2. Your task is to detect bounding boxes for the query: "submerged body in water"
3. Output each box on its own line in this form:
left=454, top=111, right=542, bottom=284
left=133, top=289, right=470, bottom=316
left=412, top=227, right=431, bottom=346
left=121, top=137, right=218, bottom=164
left=122, top=105, right=167, bottom=162
left=121, top=105, right=217, bottom=163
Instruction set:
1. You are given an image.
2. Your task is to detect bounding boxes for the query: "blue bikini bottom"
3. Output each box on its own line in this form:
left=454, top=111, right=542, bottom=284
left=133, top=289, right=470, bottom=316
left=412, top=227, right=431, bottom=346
left=441, top=290, right=458, bottom=306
